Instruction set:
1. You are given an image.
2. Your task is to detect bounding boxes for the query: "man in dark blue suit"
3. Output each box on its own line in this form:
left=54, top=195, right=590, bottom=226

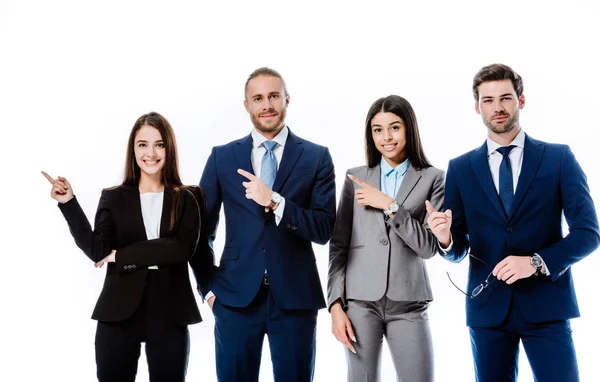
left=196, top=67, right=336, bottom=381
left=435, top=63, right=599, bottom=381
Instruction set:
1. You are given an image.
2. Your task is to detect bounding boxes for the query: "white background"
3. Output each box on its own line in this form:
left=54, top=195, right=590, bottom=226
left=2, top=1, right=599, bottom=381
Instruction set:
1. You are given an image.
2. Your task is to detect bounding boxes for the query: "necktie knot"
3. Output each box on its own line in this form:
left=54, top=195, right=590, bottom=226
left=496, top=145, right=516, bottom=158
left=262, top=140, right=278, bottom=152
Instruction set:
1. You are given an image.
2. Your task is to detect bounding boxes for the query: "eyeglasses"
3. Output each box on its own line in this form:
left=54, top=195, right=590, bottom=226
left=446, top=253, right=496, bottom=299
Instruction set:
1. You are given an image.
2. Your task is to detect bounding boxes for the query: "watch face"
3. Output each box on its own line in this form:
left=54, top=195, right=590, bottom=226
left=390, top=202, right=399, bottom=212
left=531, top=256, right=543, bottom=267
left=271, top=192, right=282, bottom=203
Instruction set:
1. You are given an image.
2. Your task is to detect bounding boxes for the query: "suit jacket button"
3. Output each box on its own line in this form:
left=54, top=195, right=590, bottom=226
left=292, top=226, right=297, bottom=230
left=507, top=227, right=514, bottom=232
left=286, top=223, right=291, bottom=228
left=381, top=239, right=389, bottom=245
left=262, top=247, right=266, bottom=253
left=132, top=265, right=136, bottom=268
left=395, top=223, right=400, bottom=228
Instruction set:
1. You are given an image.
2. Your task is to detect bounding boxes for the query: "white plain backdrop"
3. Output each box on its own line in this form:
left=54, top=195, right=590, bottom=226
left=2, top=1, right=599, bottom=381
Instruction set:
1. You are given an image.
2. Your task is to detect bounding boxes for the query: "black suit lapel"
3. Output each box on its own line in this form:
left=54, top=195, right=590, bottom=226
left=123, top=185, right=149, bottom=241
left=159, top=189, right=171, bottom=237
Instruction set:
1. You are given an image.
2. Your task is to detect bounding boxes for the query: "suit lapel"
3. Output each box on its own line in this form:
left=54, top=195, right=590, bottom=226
left=124, top=185, right=149, bottom=241
left=365, top=165, right=388, bottom=235
left=233, top=134, right=264, bottom=218
left=395, top=165, right=421, bottom=206
left=272, top=130, right=304, bottom=192
left=511, top=135, right=544, bottom=218
left=159, top=189, right=171, bottom=237
left=470, top=141, right=508, bottom=220
left=234, top=134, right=254, bottom=176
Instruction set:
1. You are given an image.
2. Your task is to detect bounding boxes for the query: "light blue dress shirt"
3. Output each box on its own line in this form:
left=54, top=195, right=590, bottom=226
left=380, top=157, right=410, bottom=199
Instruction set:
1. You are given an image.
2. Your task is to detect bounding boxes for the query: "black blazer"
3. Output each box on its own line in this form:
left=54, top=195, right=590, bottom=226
left=58, top=185, right=203, bottom=325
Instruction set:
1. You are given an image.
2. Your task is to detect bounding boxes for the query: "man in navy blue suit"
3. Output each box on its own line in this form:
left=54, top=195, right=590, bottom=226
left=432, top=63, right=600, bottom=381
left=196, top=67, right=336, bottom=381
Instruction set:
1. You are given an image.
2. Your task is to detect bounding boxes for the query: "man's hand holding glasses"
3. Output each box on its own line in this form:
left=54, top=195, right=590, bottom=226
left=448, top=253, right=545, bottom=299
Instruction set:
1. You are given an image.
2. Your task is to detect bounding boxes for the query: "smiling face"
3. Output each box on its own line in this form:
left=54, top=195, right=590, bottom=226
left=371, top=111, right=407, bottom=167
left=475, top=79, right=525, bottom=139
left=133, top=125, right=166, bottom=178
left=244, top=75, right=290, bottom=138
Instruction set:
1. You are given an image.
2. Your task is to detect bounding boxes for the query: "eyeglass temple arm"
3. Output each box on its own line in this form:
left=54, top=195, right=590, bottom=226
left=445, top=272, right=473, bottom=299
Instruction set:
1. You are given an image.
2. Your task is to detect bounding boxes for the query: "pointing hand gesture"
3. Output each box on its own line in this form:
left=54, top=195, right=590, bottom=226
left=348, top=174, right=394, bottom=211
left=42, top=171, right=74, bottom=204
left=425, top=200, right=452, bottom=248
left=237, top=169, right=272, bottom=207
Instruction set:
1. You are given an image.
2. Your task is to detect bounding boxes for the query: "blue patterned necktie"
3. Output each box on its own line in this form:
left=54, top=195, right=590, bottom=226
left=261, top=140, right=278, bottom=189
left=497, top=145, right=516, bottom=216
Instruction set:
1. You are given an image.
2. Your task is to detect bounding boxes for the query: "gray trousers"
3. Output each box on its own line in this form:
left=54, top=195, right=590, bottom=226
left=344, top=297, right=434, bottom=382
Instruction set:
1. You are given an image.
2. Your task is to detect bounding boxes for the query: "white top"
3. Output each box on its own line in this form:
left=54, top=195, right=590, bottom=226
left=140, top=192, right=163, bottom=269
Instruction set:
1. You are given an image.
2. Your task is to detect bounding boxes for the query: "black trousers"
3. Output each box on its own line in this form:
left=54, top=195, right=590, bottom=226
left=94, top=271, right=190, bottom=382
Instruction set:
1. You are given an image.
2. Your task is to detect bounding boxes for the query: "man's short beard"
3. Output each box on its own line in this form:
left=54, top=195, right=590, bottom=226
left=485, top=111, right=519, bottom=135
left=251, top=108, right=287, bottom=134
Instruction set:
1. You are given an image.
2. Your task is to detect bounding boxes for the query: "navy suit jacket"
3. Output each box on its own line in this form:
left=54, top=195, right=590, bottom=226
left=195, top=129, right=336, bottom=310
left=443, top=134, right=599, bottom=327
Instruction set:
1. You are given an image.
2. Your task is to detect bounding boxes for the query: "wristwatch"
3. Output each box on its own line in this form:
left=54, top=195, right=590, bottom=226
left=384, top=201, right=399, bottom=216
left=530, top=254, right=544, bottom=273
left=266, top=192, right=282, bottom=211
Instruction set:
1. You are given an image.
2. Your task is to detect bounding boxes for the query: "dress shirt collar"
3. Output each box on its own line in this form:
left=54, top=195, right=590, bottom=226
left=380, top=156, right=410, bottom=177
left=486, top=128, right=526, bottom=157
left=251, top=125, right=289, bottom=149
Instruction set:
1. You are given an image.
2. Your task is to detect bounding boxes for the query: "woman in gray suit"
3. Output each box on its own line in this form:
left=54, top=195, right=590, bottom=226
left=328, top=95, right=451, bottom=382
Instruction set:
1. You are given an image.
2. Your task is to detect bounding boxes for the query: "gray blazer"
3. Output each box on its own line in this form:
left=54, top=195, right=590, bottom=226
left=327, top=163, right=445, bottom=308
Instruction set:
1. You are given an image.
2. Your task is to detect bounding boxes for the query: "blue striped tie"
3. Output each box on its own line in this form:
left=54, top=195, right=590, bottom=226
left=497, top=145, right=516, bottom=216
left=261, top=140, right=278, bottom=189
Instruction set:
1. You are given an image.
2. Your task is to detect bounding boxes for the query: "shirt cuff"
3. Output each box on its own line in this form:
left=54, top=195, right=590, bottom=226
left=438, top=235, right=453, bottom=255
left=273, top=197, right=285, bottom=226
left=535, top=253, right=551, bottom=275
left=205, top=291, right=215, bottom=302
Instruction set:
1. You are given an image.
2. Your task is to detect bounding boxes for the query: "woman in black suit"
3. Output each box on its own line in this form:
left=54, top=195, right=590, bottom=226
left=43, top=112, right=209, bottom=382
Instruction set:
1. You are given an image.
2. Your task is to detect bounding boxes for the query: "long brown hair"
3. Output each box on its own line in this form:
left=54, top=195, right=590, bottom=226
left=123, top=112, right=204, bottom=229
left=364, top=95, right=431, bottom=169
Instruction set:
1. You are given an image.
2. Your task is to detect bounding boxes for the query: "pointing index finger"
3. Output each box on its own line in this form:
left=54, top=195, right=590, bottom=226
left=237, top=169, right=256, bottom=181
left=425, top=200, right=435, bottom=215
left=347, top=174, right=368, bottom=188
left=41, top=171, right=55, bottom=184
